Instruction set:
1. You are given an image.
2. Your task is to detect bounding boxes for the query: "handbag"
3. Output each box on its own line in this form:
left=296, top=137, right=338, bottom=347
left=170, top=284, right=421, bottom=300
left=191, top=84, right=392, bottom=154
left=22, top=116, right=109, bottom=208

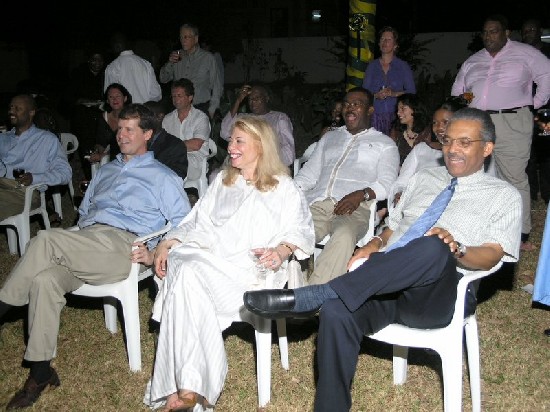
left=287, top=254, right=307, bottom=289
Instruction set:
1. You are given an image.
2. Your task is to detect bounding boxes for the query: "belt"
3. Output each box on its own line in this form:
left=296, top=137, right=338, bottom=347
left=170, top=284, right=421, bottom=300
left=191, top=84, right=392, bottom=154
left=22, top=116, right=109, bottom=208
left=486, top=106, right=526, bottom=114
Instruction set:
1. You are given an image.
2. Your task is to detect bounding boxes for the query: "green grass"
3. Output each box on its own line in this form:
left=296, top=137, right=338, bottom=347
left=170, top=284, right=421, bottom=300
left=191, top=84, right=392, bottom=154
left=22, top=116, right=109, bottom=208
left=0, top=192, right=549, bottom=411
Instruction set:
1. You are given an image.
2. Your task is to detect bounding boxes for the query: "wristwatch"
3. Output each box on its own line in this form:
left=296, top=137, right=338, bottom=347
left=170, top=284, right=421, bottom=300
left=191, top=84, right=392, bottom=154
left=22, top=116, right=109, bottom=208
left=454, top=241, right=467, bottom=258
left=363, top=188, right=371, bottom=201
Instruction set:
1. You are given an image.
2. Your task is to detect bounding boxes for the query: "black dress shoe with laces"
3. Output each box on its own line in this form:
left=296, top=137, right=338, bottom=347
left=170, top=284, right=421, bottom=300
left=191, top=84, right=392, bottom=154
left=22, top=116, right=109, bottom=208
left=244, top=289, right=319, bottom=319
left=544, top=328, right=550, bottom=337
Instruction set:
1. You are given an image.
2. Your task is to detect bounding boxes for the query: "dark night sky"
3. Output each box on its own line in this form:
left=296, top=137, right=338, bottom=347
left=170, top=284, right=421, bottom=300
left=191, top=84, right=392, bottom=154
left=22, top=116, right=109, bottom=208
left=2, top=0, right=548, bottom=43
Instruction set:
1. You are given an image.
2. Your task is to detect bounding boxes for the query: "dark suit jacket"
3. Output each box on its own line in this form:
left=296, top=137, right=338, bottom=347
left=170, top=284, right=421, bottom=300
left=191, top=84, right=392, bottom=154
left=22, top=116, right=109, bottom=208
left=148, top=129, right=188, bottom=180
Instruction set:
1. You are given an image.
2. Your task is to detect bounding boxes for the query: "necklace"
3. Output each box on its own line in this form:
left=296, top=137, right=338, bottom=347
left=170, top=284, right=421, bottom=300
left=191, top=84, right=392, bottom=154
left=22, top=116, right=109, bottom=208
left=404, top=130, right=418, bottom=141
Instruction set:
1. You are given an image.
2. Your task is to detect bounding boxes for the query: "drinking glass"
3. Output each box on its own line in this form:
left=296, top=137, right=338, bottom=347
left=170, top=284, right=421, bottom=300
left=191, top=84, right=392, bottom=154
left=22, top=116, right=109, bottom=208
left=79, top=180, right=90, bottom=195
left=13, top=168, right=25, bottom=188
left=249, top=246, right=270, bottom=286
left=537, top=109, right=550, bottom=137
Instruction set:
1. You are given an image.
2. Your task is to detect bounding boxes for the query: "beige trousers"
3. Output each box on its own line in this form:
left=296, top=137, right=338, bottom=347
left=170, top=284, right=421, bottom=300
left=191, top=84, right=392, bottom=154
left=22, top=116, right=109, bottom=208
left=0, top=177, right=39, bottom=221
left=0, top=224, right=136, bottom=361
left=490, top=108, right=533, bottom=235
left=308, top=198, right=373, bottom=285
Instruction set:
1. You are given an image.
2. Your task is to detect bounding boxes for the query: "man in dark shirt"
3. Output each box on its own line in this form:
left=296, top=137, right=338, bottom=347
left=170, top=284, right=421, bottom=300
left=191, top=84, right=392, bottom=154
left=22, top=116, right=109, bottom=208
left=143, top=100, right=188, bottom=181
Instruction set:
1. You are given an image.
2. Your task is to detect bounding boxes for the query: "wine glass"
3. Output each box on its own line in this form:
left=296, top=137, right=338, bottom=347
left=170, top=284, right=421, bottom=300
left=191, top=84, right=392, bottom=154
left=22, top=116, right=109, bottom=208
left=79, top=180, right=90, bottom=195
left=249, top=246, right=270, bottom=287
left=536, top=109, right=550, bottom=137
left=13, top=168, right=25, bottom=188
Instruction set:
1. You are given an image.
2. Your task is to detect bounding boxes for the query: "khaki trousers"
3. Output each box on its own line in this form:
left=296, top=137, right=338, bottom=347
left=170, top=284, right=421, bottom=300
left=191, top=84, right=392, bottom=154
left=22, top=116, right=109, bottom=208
left=490, top=108, right=533, bottom=234
left=0, top=224, right=136, bottom=361
left=0, top=177, right=39, bottom=221
left=308, top=198, right=373, bottom=285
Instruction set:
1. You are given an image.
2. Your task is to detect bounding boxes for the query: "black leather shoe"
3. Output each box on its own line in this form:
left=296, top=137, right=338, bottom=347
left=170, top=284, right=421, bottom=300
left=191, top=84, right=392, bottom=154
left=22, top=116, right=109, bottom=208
left=544, top=328, right=550, bottom=337
left=6, top=368, right=60, bottom=410
left=244, top=289, right=319, bottom=319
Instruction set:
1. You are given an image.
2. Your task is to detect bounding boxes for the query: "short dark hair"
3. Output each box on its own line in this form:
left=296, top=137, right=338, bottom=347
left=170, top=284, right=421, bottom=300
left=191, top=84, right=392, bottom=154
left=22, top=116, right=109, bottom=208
left=346, top=87, right=374, bottom=106
left=484, top=14, right=509, bottom=31
left=119, top=104, right=156, bottom=132
left=448, top=107, right=496, bottom=143
left=171, top=78, right=195, bottom=96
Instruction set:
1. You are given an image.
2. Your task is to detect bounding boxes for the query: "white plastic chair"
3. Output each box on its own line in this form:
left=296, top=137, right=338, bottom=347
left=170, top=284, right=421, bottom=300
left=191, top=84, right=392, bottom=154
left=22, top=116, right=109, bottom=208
left=52, top=133, right=79, bottom=219
left=365, top=261, right=503, bottom=412
left=0, top=183, right=50, bottom=255
left=250, top=315, right=288, bottom=407
left=69, top=223, right=172, bottom=372
left=183, top=138, right=217, bottom=197
left=90, top=149, right=110, bottom=179
left=313, top=200, right=378, bottom=268
left=293, top=141, right=317, bottom=177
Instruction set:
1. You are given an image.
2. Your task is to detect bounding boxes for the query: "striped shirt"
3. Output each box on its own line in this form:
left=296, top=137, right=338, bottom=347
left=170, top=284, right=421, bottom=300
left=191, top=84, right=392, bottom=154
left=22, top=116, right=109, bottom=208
left=388, top=166, right=522, bottom=271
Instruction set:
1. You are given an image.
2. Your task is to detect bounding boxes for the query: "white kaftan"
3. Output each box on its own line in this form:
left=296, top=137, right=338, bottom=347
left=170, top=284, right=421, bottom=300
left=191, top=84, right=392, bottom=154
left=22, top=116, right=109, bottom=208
left=143, top=172, right=315, bottom=410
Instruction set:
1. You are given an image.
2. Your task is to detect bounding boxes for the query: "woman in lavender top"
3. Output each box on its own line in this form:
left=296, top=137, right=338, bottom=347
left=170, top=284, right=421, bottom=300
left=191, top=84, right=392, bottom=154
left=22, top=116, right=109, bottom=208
left=362, top=26, right=416, bottom=136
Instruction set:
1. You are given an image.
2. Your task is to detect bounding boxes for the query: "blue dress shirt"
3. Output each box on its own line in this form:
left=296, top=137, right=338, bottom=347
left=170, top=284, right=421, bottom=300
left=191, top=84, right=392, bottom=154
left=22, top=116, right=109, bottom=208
left=78, top=152, right=191, bottom=246
left=0, top=125, right=72, bottom=186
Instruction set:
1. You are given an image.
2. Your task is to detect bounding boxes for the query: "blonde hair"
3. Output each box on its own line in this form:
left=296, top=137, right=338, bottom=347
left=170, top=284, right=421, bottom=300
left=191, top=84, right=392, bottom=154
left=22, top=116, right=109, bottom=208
left=222, top=116, right=289, bottom=191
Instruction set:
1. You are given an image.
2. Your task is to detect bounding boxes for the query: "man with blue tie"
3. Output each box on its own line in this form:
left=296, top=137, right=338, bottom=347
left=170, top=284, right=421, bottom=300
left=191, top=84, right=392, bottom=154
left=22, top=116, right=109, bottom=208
left=244, top=108, right=522, bottom=411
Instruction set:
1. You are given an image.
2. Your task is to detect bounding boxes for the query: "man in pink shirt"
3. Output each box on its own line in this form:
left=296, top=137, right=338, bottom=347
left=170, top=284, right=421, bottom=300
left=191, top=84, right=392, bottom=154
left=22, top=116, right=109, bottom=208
left=452, top=14, right=550, bottom=251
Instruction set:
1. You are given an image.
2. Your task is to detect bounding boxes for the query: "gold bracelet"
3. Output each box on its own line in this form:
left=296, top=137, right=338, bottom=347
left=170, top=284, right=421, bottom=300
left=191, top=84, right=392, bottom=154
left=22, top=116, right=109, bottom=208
left=279, top=242, right=293, bottom=253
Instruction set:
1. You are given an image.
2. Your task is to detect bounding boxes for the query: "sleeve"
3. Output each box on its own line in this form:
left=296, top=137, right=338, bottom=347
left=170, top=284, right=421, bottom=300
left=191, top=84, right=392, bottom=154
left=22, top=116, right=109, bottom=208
left=293, top=135, right=325, bottom=191
left=158, top=172, right=191, bottom=228
left=531, top=50, right=550, bottom=109
left=32, top=139, right=72, bottom=186
left=159, top=61, right=175, bottom=84
left=220, top=111, right=237, bottom=141
left=451, top=64, right=466, bottom=96
left=271, top=179, right=316, bottom=260
left=392, top=147, right=420, bottom=196
left=401, top=61, right=416, bottom=93
left=208, top=54, right=223, bottom=115
left=369, top=142, right=400, bottom=200
left=362, top=62, right=376, bottom=92
left=276, top=113, right=295, bottom=166
left=147, top=65, right=163, bottom=102
left=103, top=63, right=116, bottom=92
left=193, top=113, right=211, bottom=141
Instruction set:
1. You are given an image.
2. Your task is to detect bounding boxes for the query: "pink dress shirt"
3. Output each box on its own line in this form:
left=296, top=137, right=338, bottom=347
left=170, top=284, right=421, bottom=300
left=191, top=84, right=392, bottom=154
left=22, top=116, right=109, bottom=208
left=452, top=40, right=550, bottom=110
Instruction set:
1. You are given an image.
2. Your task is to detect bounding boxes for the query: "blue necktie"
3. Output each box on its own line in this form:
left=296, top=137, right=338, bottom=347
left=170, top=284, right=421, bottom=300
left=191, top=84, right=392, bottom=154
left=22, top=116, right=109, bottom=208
left=385, top=177, right=457, bottom=253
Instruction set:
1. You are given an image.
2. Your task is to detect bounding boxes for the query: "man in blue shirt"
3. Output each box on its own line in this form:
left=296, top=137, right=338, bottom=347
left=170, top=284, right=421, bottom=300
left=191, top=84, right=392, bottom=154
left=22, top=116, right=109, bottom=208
left=0, top=104, right=191, bottom=410
left=0, top=94, right=72, bottom=220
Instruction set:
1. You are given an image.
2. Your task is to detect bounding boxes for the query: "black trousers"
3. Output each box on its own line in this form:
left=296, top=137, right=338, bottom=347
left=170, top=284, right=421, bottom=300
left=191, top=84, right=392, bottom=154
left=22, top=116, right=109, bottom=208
left=314, top=236, right=461, bottom=411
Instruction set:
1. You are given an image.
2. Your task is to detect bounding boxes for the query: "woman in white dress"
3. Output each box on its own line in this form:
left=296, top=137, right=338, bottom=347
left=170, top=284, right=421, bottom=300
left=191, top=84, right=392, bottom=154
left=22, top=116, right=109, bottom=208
left=137, top=116, right=315, bottom=411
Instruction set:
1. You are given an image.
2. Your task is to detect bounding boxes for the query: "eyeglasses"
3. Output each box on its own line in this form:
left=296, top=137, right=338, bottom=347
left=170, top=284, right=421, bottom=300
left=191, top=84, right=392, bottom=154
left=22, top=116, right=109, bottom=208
left=343, top=101, right=368, bottom=109
left=438, top=136, right=485, bottom=148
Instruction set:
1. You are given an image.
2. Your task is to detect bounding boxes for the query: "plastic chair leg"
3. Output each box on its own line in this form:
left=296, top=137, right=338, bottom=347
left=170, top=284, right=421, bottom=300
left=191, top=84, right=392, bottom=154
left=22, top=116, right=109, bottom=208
left=440, top=344, right=464, bottom=412
left=276, top=318, right=289, bottom=370
left=52, top=192, right=63, bottom=219
left=465, top=317, right=481, bottom=412
left=6, top=227, right=18, bottom=255
left=392, top=344, right=409, bottom=385
left=254, top=316, right=272, bottom=408
left=103, top=296, right=119, bottom=334
left=119, top=290, right=142, bottom=372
